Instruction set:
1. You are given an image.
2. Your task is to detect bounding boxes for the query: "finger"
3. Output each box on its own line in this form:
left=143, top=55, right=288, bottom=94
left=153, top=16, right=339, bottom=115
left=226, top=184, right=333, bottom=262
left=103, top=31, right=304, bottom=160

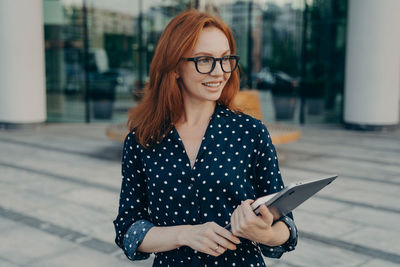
left=213, top=234, right=237, bottom=250
left=240, top=200, right=256, bottom=221
left=242, top=201, right=268, bottom=228
left=214, top=244, right=227, bottom=254
left=259, top=204, right=273, bottom=225
left=242, top=199, right=255, bottom=207
left=206, top=247, right=220, bottom=257
left=230, top=208, right=238, bottom=234
left=241, top=200, right=257, bottom=226
left=204, top=240, right=222, bottom=257
left=214, top=232, right=236, bottom=250
left=241, top=199, right=257, bottom=216
left=210, top=224, right=238, bottom=250
left=214, top=224, right=241, bottom=245
left=241, top=201, right=252, bottom=218
left=244, top=199, right=255, bottom=208
left=219, top=247, right=227, bottom=256
left=210, top=242, right=228, bottom=257
left=233, top=206, right=242, bottom=236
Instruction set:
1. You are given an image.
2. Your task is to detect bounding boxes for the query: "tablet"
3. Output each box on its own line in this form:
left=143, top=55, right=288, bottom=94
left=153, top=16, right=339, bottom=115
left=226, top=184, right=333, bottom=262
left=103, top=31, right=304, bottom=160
left=251, top=175, right=338, bottom=220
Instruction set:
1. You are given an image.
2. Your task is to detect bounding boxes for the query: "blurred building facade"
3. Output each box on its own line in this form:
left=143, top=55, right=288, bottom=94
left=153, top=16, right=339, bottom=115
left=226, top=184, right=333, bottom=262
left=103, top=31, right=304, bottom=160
left=0, top=0, right=399, bottom=129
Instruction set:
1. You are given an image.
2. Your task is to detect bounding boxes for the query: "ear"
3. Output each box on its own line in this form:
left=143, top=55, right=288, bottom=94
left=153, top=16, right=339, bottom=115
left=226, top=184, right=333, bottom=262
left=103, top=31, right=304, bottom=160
left=174, top=70, right=180, bottom=79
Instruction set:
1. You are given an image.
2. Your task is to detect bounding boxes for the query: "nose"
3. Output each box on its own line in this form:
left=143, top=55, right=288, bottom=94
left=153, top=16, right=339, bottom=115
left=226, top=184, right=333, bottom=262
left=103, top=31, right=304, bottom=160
left=210, top=59, right=224, bottom=76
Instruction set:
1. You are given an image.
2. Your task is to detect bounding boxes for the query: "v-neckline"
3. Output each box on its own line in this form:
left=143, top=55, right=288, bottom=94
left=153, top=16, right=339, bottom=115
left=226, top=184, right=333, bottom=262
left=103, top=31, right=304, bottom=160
left=171, top=104, right=229, bottom=170
left=173, top=117, right=213, bottom=170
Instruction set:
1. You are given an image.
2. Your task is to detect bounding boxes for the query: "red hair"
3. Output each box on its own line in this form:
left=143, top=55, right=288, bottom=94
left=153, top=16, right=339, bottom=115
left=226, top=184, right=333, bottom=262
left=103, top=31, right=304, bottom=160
left=128, top=10, right=240, bottom=147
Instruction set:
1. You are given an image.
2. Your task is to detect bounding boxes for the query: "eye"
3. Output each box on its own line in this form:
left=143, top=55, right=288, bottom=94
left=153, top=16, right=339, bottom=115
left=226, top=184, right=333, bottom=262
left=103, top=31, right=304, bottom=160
left=222, top=56, right=231, bottom=62
left=197, top=57, right=212, bottom=64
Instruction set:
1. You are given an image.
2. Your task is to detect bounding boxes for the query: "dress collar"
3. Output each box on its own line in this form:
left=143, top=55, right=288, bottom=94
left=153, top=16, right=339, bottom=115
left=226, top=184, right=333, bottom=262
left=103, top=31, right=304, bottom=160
left=168, top=103, right=233, bottom=146
left=214, top=103, right=234, bottom=118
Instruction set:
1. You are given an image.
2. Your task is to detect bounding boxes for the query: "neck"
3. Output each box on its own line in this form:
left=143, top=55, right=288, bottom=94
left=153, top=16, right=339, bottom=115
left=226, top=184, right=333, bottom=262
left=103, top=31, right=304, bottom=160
left=178, top=100, right=216, bottom=127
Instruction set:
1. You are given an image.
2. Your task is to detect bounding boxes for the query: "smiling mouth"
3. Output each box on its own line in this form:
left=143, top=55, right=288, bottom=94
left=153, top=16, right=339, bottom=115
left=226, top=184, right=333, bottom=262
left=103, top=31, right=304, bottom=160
left=202, top=81, right=222, bottom=88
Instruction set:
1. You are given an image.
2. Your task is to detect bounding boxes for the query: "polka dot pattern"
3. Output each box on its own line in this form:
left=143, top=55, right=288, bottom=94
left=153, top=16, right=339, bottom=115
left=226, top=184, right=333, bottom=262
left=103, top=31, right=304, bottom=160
left=113, top=104, right=297, bottom=266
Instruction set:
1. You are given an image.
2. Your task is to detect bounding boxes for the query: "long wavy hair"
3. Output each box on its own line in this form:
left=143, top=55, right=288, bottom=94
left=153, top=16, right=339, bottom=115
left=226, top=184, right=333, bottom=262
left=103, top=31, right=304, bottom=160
left=128, top=10, right=240, bottom=147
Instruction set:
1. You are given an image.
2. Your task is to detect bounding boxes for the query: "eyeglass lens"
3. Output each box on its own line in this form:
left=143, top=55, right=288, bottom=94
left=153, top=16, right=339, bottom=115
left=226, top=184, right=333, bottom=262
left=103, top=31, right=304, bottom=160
left=196, top=56, right=238, bottom=74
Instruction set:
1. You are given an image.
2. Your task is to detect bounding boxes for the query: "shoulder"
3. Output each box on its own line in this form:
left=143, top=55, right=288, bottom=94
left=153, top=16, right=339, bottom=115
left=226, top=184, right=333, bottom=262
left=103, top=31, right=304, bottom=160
left=217, top=105, right=270, bottom=137
left=123, top=129, right=145, bottom=152
left=124, top=129, right=136, bottom=145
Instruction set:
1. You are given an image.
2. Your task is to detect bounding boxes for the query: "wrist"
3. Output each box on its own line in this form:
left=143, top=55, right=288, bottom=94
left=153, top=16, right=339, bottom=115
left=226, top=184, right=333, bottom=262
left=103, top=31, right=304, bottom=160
left=260, top=222, right=288, bottom=246
left=176, top=225, right=193, bottom=247
left=258, top=226, right=275, bottom=245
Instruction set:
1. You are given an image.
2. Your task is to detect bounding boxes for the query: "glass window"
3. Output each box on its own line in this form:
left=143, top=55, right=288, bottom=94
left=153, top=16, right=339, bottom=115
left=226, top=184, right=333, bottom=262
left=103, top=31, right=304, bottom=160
left=206, top=0, right=347, bottom=124
left=43, top=0, right=347, bottom=124
left=44, top=0, right=195, bottom=122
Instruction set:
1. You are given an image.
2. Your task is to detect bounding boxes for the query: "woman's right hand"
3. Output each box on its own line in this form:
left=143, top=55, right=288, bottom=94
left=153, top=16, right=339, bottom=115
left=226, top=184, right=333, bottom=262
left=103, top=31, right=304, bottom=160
left=179, top=222, right=241, bottom=257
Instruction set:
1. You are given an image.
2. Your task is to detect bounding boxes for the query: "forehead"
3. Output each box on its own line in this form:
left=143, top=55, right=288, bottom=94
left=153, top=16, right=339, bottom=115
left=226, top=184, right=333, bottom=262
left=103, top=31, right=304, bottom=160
left=192, top=27, right=230, bottom=55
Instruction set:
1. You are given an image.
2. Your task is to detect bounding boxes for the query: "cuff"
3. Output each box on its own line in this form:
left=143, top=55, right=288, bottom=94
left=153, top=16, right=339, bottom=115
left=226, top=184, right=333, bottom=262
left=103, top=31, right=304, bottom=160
left=122, top=219, right=155, bottom=261
left=259, top=215, right=298, bottom=258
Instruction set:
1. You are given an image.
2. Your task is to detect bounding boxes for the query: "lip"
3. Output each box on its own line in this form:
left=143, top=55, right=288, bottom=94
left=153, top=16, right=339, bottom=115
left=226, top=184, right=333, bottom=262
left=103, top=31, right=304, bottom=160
left=202, top=82, right=223, bottom=93
left=202, top=81, right=223, bottom=88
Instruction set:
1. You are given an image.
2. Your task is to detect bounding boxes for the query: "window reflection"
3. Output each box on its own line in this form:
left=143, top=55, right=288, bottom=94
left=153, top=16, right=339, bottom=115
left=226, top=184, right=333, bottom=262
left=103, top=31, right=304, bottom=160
left=43, top=0, right=347, bottom=124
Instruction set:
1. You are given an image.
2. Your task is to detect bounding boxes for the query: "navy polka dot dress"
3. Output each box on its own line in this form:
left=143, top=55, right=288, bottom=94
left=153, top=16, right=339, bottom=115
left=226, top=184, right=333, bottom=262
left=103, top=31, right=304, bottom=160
left=114, top=104, right=297, bottom=266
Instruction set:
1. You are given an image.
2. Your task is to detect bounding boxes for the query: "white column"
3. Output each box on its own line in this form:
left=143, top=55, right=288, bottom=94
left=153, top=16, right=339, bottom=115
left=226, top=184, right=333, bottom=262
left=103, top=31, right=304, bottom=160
left=0, top=0, right=46, bottom=125
left=344, top=0, right=400, bottom=128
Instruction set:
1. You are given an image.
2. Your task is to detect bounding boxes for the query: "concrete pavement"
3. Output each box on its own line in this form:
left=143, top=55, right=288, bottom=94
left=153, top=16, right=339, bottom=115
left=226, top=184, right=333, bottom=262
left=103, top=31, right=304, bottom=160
left=0, top=123, right=399, bottom=266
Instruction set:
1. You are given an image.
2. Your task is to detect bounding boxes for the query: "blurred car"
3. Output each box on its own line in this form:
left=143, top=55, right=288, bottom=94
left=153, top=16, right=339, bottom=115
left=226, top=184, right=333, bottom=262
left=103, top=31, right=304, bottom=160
left=253, top=67, right=276, bottom=90
left=272, top=71, right=299, bottom=96
left=64, top=48, right=134, bottom=96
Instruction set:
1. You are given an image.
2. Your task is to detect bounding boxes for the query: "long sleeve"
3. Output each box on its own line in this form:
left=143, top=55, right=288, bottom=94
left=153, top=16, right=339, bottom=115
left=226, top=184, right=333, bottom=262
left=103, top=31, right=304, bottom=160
left=113, top=131, right=154, bottom=260
left=253, top=121, right=298, bottom=258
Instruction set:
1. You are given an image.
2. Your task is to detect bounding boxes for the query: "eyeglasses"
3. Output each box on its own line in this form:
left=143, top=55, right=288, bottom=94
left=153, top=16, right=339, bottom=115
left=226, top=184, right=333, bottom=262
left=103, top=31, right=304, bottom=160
left=184, top=55, right=240, bottom=74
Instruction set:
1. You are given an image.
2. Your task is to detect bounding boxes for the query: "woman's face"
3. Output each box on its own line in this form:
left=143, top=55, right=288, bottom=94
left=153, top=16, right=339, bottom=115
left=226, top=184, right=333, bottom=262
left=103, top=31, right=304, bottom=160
left=178, top=27, right=231, bottom=104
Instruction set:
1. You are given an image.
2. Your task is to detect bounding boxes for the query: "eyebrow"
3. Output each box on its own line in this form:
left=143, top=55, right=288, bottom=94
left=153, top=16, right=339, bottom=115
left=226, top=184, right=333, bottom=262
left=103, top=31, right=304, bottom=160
left=192, top=49, right=231, bottom=57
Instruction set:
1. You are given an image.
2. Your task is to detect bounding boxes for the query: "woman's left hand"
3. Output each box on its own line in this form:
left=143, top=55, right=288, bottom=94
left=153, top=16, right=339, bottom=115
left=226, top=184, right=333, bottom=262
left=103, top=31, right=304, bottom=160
left=230, top=199, right=275, bottom=244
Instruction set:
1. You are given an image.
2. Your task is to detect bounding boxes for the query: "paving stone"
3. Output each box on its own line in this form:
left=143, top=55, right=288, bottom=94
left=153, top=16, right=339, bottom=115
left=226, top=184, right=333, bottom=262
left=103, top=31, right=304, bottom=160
left=334, top=206, right=400, bottom=232
left=265, top=238, right=370, bottom=267
left=0, top=165, right=80, bottom=196
left=59, top=187, right=119, bottom=214
left=0, top=217, right=18, bottom=232
left=113, top=252, right=155, bottom=267
left=340, top=225, right=400, bottom=255
left=0, top=184, right=63, bottom=214
left=29, top=247, right=153, bottom=267
left=31, top=201, right=114, bottom=244
left=0, top=141, right=121, bottom=189
left=359, top=258, right=400, bottom=267
left=294, top=196, right=350, bottom=216
left=294, top=211, right=362, bottom=239
left=285, top=156, right=400, bottom=184
left=0, top=258, right=20, bottom=267
left=89, top=218, right=119, bottom=246
left=0, top=224, right=77, bottom=265
left=284, top=134, right=400, bottom=166
left=326, top=185, right=400, bottom=210
left=0, top=166, right=39, bottom=186
left=281, top=166, right=400, bottom=198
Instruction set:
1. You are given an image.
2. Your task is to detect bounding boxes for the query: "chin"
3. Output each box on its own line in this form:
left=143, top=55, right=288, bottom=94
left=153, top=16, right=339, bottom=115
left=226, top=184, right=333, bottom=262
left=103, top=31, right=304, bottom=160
left=205, top=90, right=223, bottom=102
left=204, top=85, right=225, bottom=98
left=185, top=85, right=225, bottom=103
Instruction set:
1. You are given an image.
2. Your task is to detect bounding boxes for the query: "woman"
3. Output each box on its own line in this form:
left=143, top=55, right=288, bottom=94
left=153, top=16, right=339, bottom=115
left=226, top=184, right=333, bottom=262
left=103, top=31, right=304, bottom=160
left=113, top=10, right=297, bottom=266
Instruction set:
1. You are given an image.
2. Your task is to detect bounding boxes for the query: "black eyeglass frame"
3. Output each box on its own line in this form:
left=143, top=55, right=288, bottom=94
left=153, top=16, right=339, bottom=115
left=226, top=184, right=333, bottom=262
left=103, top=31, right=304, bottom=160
left=184, top=55, right=240, bottom=74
